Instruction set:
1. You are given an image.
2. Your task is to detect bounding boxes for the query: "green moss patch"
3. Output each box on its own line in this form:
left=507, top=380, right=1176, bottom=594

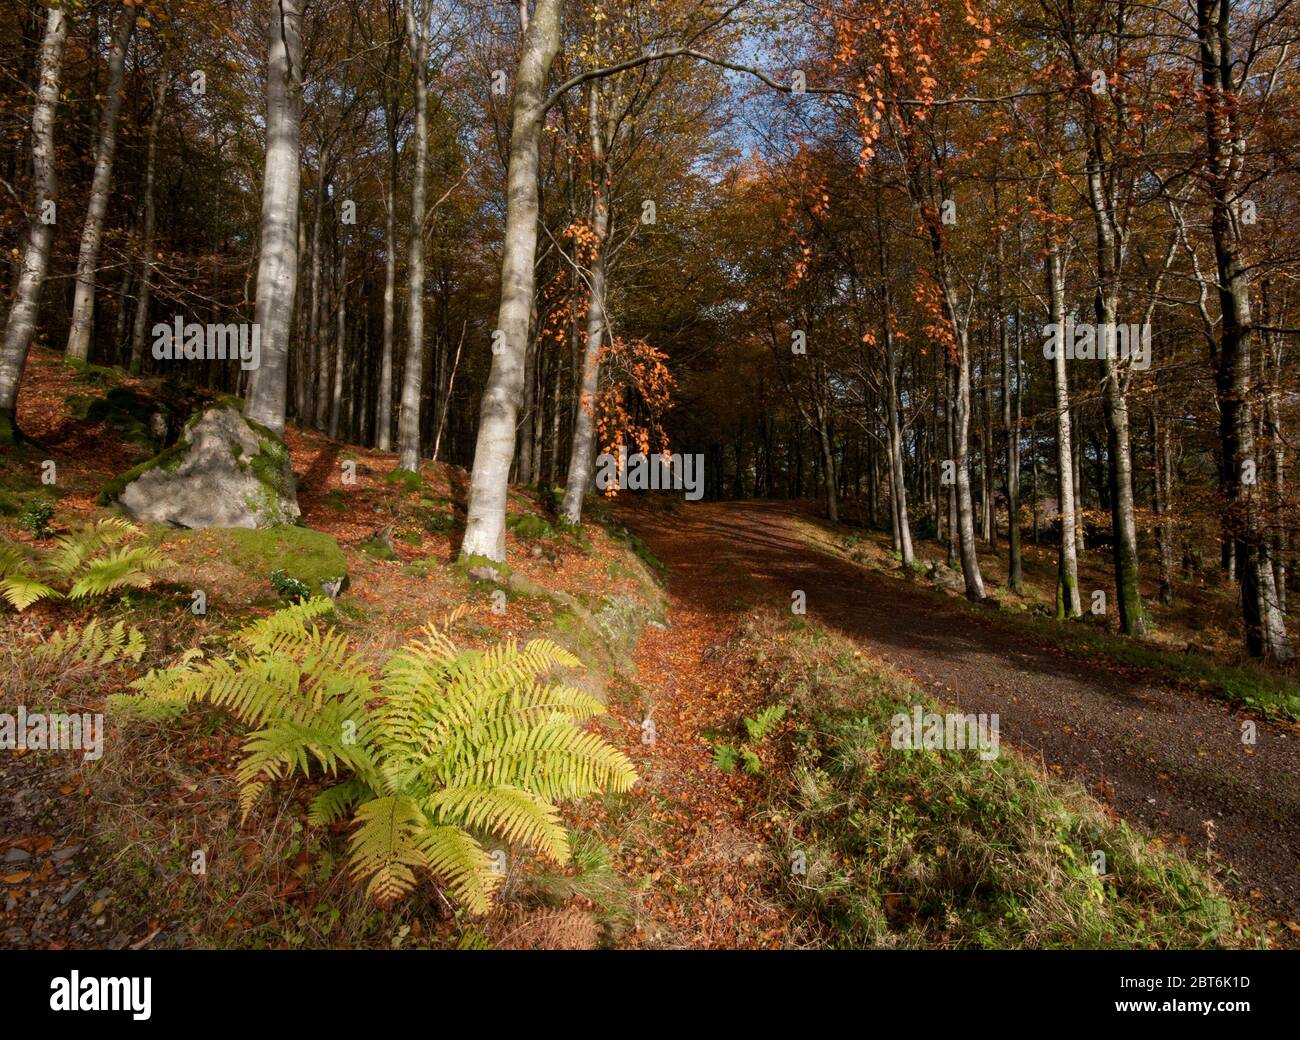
left=172, top=526, right=346, bottom=591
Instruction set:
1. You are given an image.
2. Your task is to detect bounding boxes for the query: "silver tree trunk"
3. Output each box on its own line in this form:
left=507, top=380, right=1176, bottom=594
left=0, top=4, right=69, bottom=439
left=245, top=0, right=304, bottom=437
left=1047, top=237, right=1082, bottom=616
left=329, top=235, right=346, bottom=439
left=377, top=136, right=398, bottom=451
left=561, top=88, right=611, bottom=526
left=66, top=7, right=137, bottom=362
left=461, top=0, right=563, bottom=560
left=397, top=0, right=429, bottom=473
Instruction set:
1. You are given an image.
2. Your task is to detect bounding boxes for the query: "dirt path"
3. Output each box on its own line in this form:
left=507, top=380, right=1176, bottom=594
left=623, top=500, right=1300, bottom=927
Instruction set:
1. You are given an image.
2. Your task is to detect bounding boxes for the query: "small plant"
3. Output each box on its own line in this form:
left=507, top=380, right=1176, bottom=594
left=713, top=704, right=787, bottom=776
left=113, top=599, right=637, bottom=913
left=0, top=517, right=165, bottom=611
left=743, top=704, right=787, bottom=742
left=270, top=568, right=311, bottom=601
left=17, top=498, right=55, bottom=540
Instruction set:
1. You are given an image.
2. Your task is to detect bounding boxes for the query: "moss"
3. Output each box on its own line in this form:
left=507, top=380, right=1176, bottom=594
left=422, top=511, right=455, bottom=533
left=359, top=537, right=398, bottom=561
left=213, top=393, right=246, bottom=414
left=385, top=468, right=423, bottom=493
left=241, top=419, right=297, bottom=526
left=452, top=553, right=513, bottom=580
left=507, top=513, right=555, bottom=540
left=175, top=527, right=346, bottom=589
left=65, top=356, right=121, bottom=387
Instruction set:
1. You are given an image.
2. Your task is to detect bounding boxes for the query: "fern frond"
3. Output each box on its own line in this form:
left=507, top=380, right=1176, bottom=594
left=744, top=704, right=787, bottom=742
left=426, top=784, right=569, bottom=863
left=456, top=927, right=493, bottom=951
left=44, top=517, right=138, bottom=577
left=66, top=546, right=164, bottom=599
left=412, top=823, right=499, bottom=915
left=453, top=717, right=638, bottom=801
left=1, top=573, right=60, bottom=611
left=348, top=796, right=427, bottom=905
left=122, top=599, right=637, bottom=916
left=0, top=543, right=32, bottom=578
left=308, top=779, right=372, bottom=826
left=32, top=618, right=146, bottom=667
left=238, top=780, right=268, bottom=822
left=236, top=710, right=380, bottom=798
left=235, top=597, right=337, bottom=653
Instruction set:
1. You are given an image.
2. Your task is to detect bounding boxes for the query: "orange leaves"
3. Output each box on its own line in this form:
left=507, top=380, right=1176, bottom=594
left=594, top=337, right=675, bottom=484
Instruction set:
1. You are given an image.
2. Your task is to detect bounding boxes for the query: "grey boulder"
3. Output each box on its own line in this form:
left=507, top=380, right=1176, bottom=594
left=103, top=406, right=300, bottom=529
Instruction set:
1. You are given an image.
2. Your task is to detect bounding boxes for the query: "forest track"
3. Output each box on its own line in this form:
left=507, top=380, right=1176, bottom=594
left=623, top=499, right=1300, bottom=929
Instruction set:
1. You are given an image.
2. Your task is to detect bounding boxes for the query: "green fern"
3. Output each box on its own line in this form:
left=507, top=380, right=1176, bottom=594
left=743, top=704, right=787, bottom=743
left=10, top=617, right=147, bottom=701
left=0, top=518, right=164, bottom=611
left=116, top=598, right=637, bottom=914
left=32, top=618, right=146, bottom=667
left=712, top=742, right=738, bottom=773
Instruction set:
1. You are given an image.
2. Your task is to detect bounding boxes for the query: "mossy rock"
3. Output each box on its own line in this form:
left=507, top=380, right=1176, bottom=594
left=99, top=405, right=300, bottom=527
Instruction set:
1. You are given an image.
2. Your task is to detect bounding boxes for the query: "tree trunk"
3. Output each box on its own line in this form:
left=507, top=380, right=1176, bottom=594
left=1197, top=0, right=1291, bottom=660
left=561, top=89, right=611, bottom=526
left=245, top=0, right=304, bottom=438
left=308, top=171, right=327, bottom=427
left=1151, top=408, right=1174, bottom=605
left=65, top=6, right=137, bottom=362
left=1003, top=305, right=1024, bottom=593
left=397, top=0, right=429, bottom=473
left=376, top=63, right=401, bottom=452
left=1047, top=235, right=1082, bottom=617
left=329, top=231, right=346, bottom=439
left=461, top=0, right=563, bottom=560
left=0, top=3, right=69, bottom=441
left=951, top=324, right=985, bottom=600
left=130, top=66, right=168, bottom=375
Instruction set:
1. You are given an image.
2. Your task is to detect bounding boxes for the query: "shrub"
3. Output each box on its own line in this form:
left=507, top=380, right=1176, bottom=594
left=17, top=498, right=55, bottom=539
left=270, top=568, right=312, bottom=602
left=113, top=599, right=637, bottom=913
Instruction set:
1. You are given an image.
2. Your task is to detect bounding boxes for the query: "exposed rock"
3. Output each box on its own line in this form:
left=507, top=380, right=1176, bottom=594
left=101, top=406, right=299, bottom=529
left=319, top=575, right=349, bottom=600
left=468, top=565, right=501, bottom=583
left=925, top=560, right=966, bottom=593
